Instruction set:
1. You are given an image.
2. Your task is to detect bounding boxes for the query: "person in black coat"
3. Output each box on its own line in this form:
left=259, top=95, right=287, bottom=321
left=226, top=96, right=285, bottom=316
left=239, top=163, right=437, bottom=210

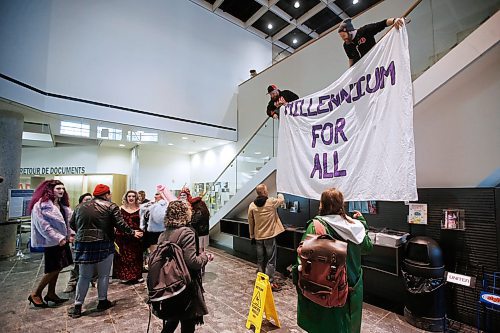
left=338, top=17, right=404, bottom=67
left=158, top=200, right=214, bottom=333
left=266, top=84, right=299, bottom=119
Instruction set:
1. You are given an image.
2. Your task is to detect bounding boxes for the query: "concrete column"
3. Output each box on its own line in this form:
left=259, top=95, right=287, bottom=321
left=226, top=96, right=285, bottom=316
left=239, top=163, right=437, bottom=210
left=0, top=110, right=24, bottom=258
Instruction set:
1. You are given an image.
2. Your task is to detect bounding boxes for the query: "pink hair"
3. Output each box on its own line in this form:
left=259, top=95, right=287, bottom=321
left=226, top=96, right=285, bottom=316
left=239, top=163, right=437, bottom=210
left=28, top=180, right=70, bottom=213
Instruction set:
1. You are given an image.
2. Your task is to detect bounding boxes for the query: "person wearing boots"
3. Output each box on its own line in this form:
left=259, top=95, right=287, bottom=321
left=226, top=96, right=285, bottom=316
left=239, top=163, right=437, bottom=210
left=67, top=184, right=143, bottom=318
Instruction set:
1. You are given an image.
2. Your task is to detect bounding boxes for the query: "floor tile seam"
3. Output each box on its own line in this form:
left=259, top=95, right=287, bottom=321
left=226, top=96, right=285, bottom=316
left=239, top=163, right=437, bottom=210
left=108, top=309, right=119, bottom=333
left=374, top=310, right=392, bottom=325
left=1, top=259, right=17, bottom=284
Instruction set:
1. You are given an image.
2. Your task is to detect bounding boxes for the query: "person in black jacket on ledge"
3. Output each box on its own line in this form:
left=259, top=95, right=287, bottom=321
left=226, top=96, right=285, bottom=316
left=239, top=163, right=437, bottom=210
left=266, top=84, right=299, bottom=119
left=338, top=17, right=404, bottom=67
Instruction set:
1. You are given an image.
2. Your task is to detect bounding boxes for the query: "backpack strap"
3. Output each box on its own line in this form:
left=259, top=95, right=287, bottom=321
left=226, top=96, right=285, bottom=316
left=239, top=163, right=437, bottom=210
left=312, top=219, right=327, bottom=235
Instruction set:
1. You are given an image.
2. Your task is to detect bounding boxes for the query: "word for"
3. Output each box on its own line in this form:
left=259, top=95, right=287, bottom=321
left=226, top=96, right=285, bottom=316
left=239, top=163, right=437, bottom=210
left=310, top=119, right=348, bottom=179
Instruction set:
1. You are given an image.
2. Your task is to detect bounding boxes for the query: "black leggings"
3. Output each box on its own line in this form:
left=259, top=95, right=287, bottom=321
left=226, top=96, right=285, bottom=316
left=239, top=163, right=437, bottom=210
left=161, top=319, right=196, bottom=333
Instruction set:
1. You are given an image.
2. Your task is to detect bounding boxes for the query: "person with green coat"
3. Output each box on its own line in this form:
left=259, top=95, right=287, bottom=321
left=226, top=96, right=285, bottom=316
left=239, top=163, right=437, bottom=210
left=294, top=188, right=373, bottom=333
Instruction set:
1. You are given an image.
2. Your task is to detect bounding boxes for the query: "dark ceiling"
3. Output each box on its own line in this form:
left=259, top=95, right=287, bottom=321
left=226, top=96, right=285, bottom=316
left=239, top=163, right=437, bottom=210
left=194, top=0, right=383, bottom=51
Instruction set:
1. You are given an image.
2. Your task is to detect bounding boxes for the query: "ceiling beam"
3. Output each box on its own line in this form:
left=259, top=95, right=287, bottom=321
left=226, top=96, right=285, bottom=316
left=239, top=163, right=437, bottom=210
left=245, top=6, right=268, bottom=28
left=271, top=24, right=295, bottom=42
left=212, top=0, right=225, bottom=11
left=297, top=2, right=326, bottom=25
left=319, top=0, right=349, bottom=20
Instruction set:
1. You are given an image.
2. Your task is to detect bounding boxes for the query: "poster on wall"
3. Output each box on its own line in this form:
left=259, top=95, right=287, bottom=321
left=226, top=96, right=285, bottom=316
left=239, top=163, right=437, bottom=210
left=408, top=203, right=427, bottom=225
left=7, top=189, right=34, bottom=220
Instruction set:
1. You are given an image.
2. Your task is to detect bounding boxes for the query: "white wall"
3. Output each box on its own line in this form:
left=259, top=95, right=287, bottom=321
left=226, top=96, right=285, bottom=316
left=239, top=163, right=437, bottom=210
left=137, top=146, right=191, bottom=199
left=21, top=146, right=131, bottom=174
left=0, top=0, right=271, bottom=140
left=21, top=146, right=99, bottom=172
left=414, top=43, right=500, bottom=187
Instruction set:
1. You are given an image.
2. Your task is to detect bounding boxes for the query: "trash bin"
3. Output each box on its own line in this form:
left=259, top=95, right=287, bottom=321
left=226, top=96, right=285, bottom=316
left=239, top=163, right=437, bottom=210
left=402, top=236, right=446, bottom=332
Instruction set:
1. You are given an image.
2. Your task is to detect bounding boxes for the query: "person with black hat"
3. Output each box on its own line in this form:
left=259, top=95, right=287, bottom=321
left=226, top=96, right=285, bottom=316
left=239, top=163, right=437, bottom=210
left=266, top=84, right=299, bottom=119
left=338, top=17, right=405, bottom=67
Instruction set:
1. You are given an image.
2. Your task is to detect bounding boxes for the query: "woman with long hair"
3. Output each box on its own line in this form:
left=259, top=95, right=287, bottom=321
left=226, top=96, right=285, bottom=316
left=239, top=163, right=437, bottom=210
left=188, top=196, right=210, bottom=274
left=113, top=190, right=143, bottom=283
left=28, top=179, right=74, bottom=307
left=157, top=200, right=213, bottom=333
left=295, top=188, right=373, bottom=333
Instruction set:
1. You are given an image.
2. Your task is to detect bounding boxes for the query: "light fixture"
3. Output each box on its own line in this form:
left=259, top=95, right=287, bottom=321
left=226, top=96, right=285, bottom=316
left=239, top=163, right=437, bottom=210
left=267, top=23, right=273, bottom=30
left=119, top=144, right=125, bottom=147
left=353, top=0, right=359, bottom=4
left=181, top=136, right=188, bottom=140
left=188, top=151, right=195, bottom=154
left=294, top=1, right=300, bottom=9
left=292, top=38, right=298, bottom=44
left=254, top=151, right=262, bottom=155
left=167, top=143, right=174, bottom=146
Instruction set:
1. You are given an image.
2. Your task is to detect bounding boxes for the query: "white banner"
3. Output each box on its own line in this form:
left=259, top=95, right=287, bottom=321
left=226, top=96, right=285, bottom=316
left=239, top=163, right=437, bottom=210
left=277, top=26, right=417, bottom=201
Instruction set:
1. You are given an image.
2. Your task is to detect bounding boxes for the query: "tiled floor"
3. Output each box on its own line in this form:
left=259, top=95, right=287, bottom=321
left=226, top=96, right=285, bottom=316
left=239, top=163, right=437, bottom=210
left=0, top=246, right=476, bottom=332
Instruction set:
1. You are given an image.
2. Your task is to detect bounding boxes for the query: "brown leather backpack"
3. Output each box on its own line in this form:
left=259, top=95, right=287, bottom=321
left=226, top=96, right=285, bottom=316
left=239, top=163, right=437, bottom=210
left=297, top=220, right=349, bottom=308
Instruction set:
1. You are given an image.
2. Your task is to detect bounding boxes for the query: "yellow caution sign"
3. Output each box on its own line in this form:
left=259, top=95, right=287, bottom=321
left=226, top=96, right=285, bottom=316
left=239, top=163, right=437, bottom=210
left=246, top=272, right=280, bottom=333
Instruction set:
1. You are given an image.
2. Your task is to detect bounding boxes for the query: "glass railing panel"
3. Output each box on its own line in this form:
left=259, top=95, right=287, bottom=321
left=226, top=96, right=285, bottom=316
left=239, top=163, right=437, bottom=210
left=236, top=117, right=274, bottom=191
left=206, top=162, right=236, bottom=217
left=408, top=0, right=499, bottom=80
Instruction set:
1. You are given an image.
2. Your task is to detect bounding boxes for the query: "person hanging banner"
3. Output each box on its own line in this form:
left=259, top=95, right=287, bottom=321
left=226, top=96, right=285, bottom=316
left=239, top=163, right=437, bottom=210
left=277, top=25, right=417, bottom=201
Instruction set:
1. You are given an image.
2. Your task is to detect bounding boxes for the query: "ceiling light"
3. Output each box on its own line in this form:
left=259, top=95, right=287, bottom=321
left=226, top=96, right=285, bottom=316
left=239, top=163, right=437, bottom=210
left=267, top=23, right=273, bottom=30
left=294, top=1, right=300, bottom=8
left=188, top=151, right=195, bottom=154
left=353, top=0, right=359, bottom=4
left=119, top=144, right=125, bottom=147
left=292, top=38, right=298, bottom=44
left=167, top=143, right=174, bottom=146
left=254, top=152, right=262, bottom=155
left=181, top=136, right=188, bottom=140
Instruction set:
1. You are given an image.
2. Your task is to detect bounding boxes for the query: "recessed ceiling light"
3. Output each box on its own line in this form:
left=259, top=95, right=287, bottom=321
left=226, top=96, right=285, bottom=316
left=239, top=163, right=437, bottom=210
left=181, top=136, right=188, bottom=140
left=267, top=23, right=273, bottom=30
left=353, top=0, right=359, bottom=4
left=254, top=152, right=262, bottom=155
left=167, top=143, right=174, bottom=146
left=119, top=144, right=125, bottom=147
left=292, top=38, right=298, bottom=44
left=294, top=1, right=300, bottom=8
left=188, top=151, right=195, bottom=154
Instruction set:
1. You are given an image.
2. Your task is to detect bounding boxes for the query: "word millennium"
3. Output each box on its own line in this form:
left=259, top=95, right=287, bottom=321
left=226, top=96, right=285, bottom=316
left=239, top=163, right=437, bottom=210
left=282, top=60, right=396, bottom=118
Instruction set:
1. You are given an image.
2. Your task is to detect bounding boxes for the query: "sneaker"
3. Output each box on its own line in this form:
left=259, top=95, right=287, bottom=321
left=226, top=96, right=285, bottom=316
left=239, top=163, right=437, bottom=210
left=68, top=305, right=82, bottom=318
left=97, top=299, right=116, bottom=311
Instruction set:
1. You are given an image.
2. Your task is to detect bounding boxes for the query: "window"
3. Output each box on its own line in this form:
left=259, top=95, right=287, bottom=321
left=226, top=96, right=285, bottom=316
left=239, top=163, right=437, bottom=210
left=97, top=126, right=122, bottom=140
left=60, top=121, right=90, bottom=137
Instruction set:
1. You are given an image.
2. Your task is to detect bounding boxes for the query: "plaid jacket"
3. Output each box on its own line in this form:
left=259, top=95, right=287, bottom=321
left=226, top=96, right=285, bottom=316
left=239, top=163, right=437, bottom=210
left=74, top=240, right=114, bottom=264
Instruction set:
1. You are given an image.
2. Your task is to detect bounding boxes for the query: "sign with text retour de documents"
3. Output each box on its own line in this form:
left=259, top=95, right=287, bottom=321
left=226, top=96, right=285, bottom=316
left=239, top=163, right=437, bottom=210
left=20, top=166, right=86, bottom=176
left=277, top=25, right=417, bottom=201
